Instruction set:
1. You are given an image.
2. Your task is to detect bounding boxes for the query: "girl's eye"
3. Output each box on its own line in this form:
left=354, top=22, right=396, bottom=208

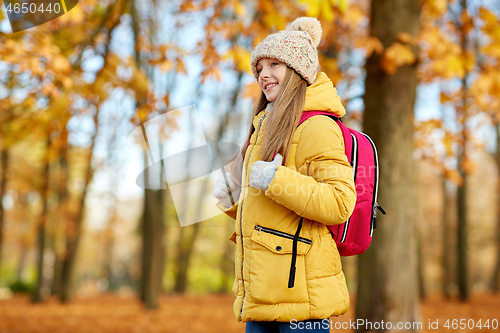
left=257, top=68, right=262, bottom=73
left=272, top=62, right=278, bottom=66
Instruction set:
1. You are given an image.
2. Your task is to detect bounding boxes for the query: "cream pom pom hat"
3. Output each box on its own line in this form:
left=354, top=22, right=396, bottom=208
left=250, top=17, right=322, bottom=85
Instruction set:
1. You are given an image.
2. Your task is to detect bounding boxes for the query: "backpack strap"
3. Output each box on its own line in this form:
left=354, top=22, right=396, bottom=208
left=298, top=111, right=353, bottom=165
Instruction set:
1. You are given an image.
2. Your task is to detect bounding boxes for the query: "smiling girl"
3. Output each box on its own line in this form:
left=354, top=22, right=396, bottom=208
left=213, top=17, right=357, bottom=333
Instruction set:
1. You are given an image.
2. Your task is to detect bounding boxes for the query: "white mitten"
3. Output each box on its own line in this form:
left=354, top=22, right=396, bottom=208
left=213, top=169, right=241, bottom=208
left=249, top=153, right=283, bottom=191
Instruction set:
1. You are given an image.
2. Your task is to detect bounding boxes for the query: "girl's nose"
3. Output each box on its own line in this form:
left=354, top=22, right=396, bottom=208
left=259, top=68, right=270, bottom=80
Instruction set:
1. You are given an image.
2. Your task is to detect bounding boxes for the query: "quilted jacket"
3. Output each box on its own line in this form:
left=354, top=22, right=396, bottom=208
left=217, top=72, right=357, bottom=322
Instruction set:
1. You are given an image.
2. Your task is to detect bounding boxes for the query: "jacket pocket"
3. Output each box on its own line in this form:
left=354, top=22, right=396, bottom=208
left=248, top=226, right=311, bottom=304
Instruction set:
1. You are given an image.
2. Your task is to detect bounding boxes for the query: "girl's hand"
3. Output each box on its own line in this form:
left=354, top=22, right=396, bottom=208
left=213, top=169, right=241, bottom=208
left=249, top=153, right=283, bottom=191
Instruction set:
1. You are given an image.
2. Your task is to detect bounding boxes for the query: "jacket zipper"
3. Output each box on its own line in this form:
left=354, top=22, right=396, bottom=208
left=255, top=225, right=312, bottom=245
left=238, top=112, right=266, bottom=321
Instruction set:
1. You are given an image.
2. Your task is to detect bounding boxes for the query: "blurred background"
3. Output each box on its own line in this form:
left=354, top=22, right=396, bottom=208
left=0, top=0, right=500, bottom=332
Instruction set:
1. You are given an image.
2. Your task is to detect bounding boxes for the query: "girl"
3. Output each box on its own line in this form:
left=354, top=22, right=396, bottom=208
left=213, top=17, right=357, bottom=333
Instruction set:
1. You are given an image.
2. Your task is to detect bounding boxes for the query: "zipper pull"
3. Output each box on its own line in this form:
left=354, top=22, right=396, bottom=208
left=258, top=226, right=262, bottom=235
left=259, top=113, right=267, bottom=123
left=376, top=203, right=386, bottom=215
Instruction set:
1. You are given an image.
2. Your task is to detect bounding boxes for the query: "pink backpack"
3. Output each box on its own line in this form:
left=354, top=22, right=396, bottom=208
left=298, top=111, right=386, bottom=256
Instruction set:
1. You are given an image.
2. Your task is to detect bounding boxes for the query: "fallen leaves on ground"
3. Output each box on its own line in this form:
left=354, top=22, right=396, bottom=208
left=0, top=293, right=499, bottom=333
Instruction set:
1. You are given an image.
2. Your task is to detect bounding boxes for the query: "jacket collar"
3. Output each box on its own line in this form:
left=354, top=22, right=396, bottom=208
left=303, top=72, right=346, bottom=117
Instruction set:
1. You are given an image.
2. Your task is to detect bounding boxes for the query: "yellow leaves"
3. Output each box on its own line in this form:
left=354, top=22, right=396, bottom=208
left=234, top=2, right=246, bottom=17
left=179, top=0, right=214, bottom=12
left=50, top=54, right=72, bottom=75
left=423, top=0, right=448, bottom=18
left=443, top=55, right=465, bottom=78
left=425, top=51, right=475, bottom=80
left=478, top=8, right=500, bottom=60
left=262, top=11, right=287, bottom=31
left=320, top=0, right=335, bottom=22
left=354, top=36, right=383, bottom=57
left=470, top=66, right=500, bottom=110
left=244, top=82, right=261, bottom=99
left=299, top=0, right=349, bottom=22
left=341, top=4, right=364, bottom=29
left=133, top=69, right=150, bottom=98
left=418, top=24, right=476, bottom=81
left=41, top=82, right=60, bottom=99
left=222, top=46, right=251, bottom=73
left=201, top=66, right=221, bottom=83
left=137, top=105, right=150, bottom=123
left=479, top=7, right=500, bottom=42
left=397, top=32, right=418, bottom=45
left=252, top=25, right=270, bottom=48
left=159, top=60, right=174, bottom=72
left=380, top=33, right=419, bottom=75
left=320, top=56, right=342, bottom=83
left=336, top=0, right=349, bottom=13
left=480, top=44, right=500, bottom=59
left=381, top=42, right=416, bottom=75
left=0, top=39, right=24, bottom=63
left=444, top=168, right=463, bottom=186
left=176, top=59, right=187, bottom=75
left=461, top=156, right=476, bottom=175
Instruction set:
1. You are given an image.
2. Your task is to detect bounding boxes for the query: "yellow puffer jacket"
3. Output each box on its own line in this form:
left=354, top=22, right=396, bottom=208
left=217, top=72, right=357, bottom=322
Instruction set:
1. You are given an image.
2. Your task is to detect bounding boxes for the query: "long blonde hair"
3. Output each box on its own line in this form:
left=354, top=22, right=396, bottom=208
left=242, top=66, right=308, bottom=164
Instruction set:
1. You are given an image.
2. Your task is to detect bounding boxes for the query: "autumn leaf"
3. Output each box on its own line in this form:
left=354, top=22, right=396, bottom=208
left=321, top=0, right=335, bottom=22
left=381, top=42, right=416, bottom=75
left=445, top=168, right=463, bottom=185
left=159, top=60, right=174, bottom=72
left=355, top=36, right=383, bottom=57
left=397, top=32, right=418, bottom=45
left=223, top=46, right=251, bottom=73
left=176, top=59, right=187, bottom=75
left=243, top=82, right=261, bottom=99
left=234, top=2, right=246, bottom=16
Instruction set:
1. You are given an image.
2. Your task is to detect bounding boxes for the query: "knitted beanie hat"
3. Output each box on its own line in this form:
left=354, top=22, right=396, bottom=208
left=250, top=17, right=322, bottom=85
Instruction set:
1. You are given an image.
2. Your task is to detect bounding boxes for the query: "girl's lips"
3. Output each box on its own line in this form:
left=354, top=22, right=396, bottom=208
left=265, top=83, right=278, bottom=91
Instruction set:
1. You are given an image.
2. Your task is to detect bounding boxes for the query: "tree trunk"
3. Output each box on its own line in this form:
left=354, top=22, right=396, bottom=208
left=417, top=231, right=426, bottom=300
left=32, top=135, right=51, bottom=303
left=60, top=111, right=99, bottom=303
left=442, top=176, right=454, bottom=298
left=0, top=148, right=8, bottom=283
left=173, top=224, right=199, bottom=293
left=218, top=222, right=235, bottom=293
left=141, top=175, right=165, bottom=309
left=16, top=244, right=27, bottom=282
left=356, top=1, right=421, bottom=332
left=456, top=0, right=470, bottom=300
left=489, top=122, right=500, bottom=292
left=52, top=125, right=69, bottom=296
left=456, top=146, right=468, bottom=300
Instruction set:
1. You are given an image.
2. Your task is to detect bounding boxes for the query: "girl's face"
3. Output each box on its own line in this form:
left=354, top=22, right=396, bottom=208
left=256, top=58, right=287, bottom=102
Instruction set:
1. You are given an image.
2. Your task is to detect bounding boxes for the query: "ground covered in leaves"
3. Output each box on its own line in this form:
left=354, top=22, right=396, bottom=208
left=0, top=293, right=499, bottom=332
